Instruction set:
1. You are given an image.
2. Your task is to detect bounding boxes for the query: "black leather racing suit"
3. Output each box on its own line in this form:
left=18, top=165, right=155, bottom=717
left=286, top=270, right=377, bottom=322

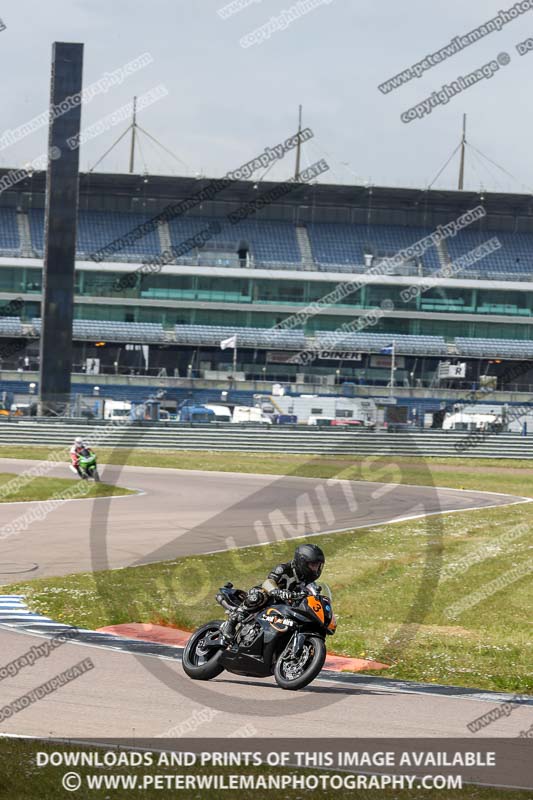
left=221, top=562, right=306, bottom=641
left=262, top=562, right=306, bottom=594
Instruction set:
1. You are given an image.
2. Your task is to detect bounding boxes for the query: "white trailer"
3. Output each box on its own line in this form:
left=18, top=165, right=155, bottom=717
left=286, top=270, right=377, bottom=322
left=273, top=395, right=377, bottom=426
left=442, top=411, right=500, bottom=431
left=232, top=405, right=272, bottom=424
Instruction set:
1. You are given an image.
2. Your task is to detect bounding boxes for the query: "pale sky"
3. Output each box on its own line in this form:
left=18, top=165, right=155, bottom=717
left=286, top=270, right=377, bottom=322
left=1, top=0, right=532, bottom=193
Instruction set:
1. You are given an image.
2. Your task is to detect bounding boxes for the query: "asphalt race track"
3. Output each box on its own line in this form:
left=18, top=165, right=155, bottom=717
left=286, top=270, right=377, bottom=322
left=0, top=457, right=531, bottom=740
left=0, top=458, right=527, bottom=582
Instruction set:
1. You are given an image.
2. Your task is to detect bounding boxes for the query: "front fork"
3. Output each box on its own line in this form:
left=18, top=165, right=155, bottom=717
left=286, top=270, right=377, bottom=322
left=281, top=632, right=307, bottom=660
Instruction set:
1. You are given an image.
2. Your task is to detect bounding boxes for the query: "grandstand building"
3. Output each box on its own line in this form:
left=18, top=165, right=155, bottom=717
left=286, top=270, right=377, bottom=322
left=1, top=169, right=533, bottom=409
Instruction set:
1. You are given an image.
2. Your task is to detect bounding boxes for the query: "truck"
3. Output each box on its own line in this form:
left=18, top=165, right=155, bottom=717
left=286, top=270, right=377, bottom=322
left=273, top=414, right=298, bottom=425
left=204, top=404, right=232, bottom=423
left=178, top=405, right=215, bottom=423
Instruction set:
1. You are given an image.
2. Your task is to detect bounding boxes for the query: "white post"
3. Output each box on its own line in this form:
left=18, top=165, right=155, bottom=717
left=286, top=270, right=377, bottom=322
left=233, top=337, right=237, bottom=377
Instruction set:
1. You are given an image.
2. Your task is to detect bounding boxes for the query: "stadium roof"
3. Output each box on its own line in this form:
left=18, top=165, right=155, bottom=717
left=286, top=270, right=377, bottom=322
left=1, top=168, right=533, bottom=218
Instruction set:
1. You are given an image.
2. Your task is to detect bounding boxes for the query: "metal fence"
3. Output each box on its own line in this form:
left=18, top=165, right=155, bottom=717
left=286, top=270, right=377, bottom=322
left=1, top=420, right=533, bottom=458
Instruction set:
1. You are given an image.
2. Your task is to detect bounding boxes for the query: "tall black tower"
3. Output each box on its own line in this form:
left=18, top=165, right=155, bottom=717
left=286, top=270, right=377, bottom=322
left=39, top=42, right=84, bottom=415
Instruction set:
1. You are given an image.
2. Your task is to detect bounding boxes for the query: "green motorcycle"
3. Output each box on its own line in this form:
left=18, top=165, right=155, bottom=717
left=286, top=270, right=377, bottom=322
left=77, top=448, right=100, bottom=482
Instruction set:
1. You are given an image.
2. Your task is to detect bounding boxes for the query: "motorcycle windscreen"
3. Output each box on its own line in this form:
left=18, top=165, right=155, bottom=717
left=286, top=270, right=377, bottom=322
left=307, top=581, right=332, bottom=601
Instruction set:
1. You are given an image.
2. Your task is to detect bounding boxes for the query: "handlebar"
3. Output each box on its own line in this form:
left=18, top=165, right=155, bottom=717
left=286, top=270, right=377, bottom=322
left=271, top=589, right=307, bottom=603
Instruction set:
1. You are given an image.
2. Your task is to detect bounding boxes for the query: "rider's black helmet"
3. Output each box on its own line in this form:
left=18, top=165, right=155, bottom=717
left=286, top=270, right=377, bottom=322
left=292, top=543, right=325, bottom=583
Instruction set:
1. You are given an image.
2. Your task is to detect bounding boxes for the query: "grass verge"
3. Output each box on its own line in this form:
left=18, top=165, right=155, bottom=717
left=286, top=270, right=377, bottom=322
left=0, top=473, right=134, bottom=502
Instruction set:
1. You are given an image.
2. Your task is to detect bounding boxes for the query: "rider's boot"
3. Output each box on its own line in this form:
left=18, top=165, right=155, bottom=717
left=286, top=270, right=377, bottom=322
left=220, top=609, right=245, bottom=643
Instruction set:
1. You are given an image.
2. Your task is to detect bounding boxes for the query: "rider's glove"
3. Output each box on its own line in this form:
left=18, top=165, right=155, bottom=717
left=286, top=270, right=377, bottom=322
left=271, top=588, right=292, bottom=602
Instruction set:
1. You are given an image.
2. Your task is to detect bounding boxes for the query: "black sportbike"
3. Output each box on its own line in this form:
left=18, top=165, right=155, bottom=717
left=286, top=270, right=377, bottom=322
left=182, top=582, right=336, bottom=690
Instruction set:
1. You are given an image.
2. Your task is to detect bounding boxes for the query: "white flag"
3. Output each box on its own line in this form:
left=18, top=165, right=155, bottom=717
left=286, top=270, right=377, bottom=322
left=220, top=334, right=237, bottom=350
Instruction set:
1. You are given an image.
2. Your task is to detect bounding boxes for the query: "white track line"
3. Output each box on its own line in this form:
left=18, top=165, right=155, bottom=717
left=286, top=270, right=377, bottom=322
left=203, top=495, right=533, bottom=556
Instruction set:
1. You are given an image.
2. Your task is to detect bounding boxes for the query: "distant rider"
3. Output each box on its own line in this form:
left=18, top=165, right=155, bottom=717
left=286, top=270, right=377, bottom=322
left=220, top=543, right=325, bottom=642
left=70, top=436, right=93, bottom=478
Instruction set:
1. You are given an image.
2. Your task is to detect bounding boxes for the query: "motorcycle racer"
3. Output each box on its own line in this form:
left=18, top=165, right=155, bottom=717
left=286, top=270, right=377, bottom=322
left=220, top=543, right=325, bottom=641
left=70, top=436, right=93, bottom=478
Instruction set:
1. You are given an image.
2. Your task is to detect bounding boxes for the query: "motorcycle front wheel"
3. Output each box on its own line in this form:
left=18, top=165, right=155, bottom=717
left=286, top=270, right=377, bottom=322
left=274, top=635, right=326, bottom=690
left=182, top=621, right=225, bottom=680
left=92, top=469, right=100, bottom=482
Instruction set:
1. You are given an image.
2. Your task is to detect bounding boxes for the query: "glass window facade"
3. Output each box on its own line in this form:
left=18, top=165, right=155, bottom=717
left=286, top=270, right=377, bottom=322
left=4, top=261, right=533, bottom=338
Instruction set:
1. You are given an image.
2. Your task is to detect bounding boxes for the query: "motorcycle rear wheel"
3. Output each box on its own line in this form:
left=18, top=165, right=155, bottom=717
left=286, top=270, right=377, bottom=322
left=182, top=621, right=225, bottom=680
left=274, top=635, right=326, bottom=690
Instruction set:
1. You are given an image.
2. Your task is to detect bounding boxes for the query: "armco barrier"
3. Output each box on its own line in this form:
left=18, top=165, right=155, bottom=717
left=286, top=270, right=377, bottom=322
left=1, top=421, right=533, bottom=458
